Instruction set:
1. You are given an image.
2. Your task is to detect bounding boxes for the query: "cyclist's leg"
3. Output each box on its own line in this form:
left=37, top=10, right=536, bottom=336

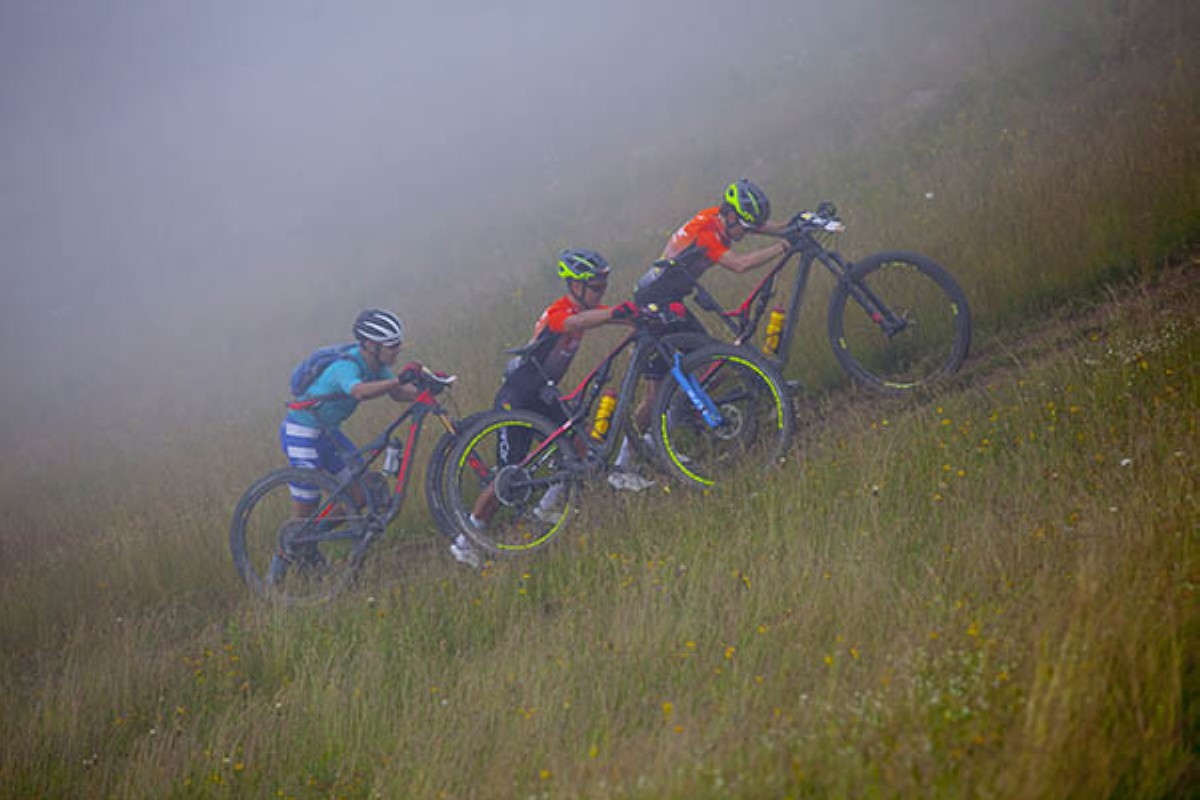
left=276, top=421, right=357, bottom=565
left=279, top=420, right=329, bottom=516
left=525, top=397, right=570, bottom=515
left=468, top=388, right=525, bottom=524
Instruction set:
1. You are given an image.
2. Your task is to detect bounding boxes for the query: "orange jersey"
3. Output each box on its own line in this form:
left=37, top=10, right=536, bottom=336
left=662, top=206, right=731, bottom=264
left=635, top=206, right=732, bottom=305
left=510, top=294, right=608, bottom=389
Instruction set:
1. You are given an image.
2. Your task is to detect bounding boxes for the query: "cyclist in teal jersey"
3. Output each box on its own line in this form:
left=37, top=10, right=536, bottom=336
left=277, top=309, right=447, bottom=572
left=281, top=309, right=418, bottom=480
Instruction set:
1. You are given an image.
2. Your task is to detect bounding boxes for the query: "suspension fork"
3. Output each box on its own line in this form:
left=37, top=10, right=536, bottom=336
left=667, top=350, right=724, bottom=428
left=841, top=272, right=909, bottom=337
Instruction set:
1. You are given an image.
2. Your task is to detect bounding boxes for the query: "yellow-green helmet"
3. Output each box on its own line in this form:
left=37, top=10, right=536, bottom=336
left=723, top=179, right=772, bottom=228
left=557, top=248, right=611, bottom=282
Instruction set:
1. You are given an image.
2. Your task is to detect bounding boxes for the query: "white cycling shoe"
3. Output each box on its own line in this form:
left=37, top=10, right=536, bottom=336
left=606, top=470, right=656, bottom=492
left=448, top=534, right=482, bottom=568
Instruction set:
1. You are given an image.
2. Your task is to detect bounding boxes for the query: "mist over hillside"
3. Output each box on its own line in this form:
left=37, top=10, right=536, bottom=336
left=0, top=3, right=1196, bottom=792
left=0, top=0, right=1180, bottom=467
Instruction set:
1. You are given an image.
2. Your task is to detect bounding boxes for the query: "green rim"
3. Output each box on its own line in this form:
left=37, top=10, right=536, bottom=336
left=659, top=354, right=787, bottom=487
left=456, top=420, right=570, bottom=552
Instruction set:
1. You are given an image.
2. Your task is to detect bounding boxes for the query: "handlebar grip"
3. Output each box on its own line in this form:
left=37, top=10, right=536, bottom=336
left=418, top=367, right=457, bottom=392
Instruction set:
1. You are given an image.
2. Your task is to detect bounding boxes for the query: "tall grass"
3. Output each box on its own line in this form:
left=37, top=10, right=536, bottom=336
left=1, top=1, right=1197, bottom=797
left=2, top=258, right=1193, bottom=798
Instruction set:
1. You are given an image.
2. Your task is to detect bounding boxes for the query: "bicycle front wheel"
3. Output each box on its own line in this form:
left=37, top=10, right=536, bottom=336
left=424, top=412, right=487, bottom=540
left=618, top=331, right=717, bottom=464
left=445, top=410, right=577, bottom=558
left=828, top=250, right=971, bottom=393
left=652, top=344, right=794, bottom=488
left=230, top=467, right=374, bottom=605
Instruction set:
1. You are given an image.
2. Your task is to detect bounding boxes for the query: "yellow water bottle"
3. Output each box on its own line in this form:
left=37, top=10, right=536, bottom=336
left=763, top=307, right=786, bottom=355
left=591, top=390, right=617, bottom=440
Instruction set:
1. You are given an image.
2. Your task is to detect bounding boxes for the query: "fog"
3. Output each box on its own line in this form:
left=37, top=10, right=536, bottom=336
left=0, top=0, right=1024, bottom=465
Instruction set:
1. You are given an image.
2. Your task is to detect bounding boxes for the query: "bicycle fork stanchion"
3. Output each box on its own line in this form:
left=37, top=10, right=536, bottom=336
left=844, top=277, right=907, bottom=337
left=669, top=351, right=724, bottom=428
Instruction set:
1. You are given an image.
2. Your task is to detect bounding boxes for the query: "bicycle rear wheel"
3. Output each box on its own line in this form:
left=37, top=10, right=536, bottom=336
left=444, top=410, right=577, bottom=558
left=828, top=250, right=971, bottom=393
left=230, top=467, right=375, bottom=605
left=652, top=343, right=794, bottom=488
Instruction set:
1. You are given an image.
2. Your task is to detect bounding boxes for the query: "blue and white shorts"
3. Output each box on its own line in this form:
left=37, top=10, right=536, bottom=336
left=278, top=420, right=361, bottom=502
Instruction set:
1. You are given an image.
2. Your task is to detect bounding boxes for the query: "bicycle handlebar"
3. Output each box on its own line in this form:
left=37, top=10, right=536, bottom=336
left=633, top=301, right=690, bottom=326
left=416, top=365, right=456, bottom=394
left=785, top=201, right=845, bottom=239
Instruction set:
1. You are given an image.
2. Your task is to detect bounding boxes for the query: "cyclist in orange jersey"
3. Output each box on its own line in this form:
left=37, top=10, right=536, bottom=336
left=457, top=248, right=637, bottom=562
left=612, top=179, right=790, bottom=483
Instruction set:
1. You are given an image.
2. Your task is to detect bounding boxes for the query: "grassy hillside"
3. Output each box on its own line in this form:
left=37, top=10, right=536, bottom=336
left=1, top=1, right=1197, bottom=797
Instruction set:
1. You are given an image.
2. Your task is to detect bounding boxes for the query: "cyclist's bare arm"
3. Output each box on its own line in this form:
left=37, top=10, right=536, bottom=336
left=754, top=220, right=788, bottom=235
left=715, top=239, right=791, bottom=274
left=351, top=375, right=416, bottom=403
left=385, top=380, right=420, bottom=402
left=560, top=306, right=624, bottom=334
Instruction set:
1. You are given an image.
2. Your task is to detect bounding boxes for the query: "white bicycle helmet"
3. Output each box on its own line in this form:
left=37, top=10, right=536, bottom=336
left=353, top=309, right=405, bottom=346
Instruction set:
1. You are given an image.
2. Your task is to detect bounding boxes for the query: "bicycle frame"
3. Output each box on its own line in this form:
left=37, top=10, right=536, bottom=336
left=681, top=201, right=973, bottom=401
left=501, top=319, right=707, bottom=485
left=691, top=236, right=853, bottom=371
left=301, top=380, right=461, bottom=545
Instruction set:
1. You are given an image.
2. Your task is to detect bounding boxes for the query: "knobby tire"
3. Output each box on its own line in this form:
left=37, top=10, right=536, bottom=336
left=828, top=250, right=971, bottom=394
left=651, top=343, right=794, bottom=488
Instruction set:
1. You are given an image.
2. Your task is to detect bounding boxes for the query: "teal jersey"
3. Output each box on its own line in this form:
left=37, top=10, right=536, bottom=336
left=286, top=345, right=394, bottom=429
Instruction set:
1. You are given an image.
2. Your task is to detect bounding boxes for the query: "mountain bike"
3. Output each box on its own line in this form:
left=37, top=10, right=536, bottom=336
left=688, top=202, right=972, bottom=394
left=229, top=366, right=470, bottom=605
left=441, top=305, right=794, bottom=558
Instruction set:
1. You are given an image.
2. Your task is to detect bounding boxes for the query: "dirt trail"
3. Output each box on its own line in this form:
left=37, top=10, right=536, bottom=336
left=959, top=254, right=1197, bottom=387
